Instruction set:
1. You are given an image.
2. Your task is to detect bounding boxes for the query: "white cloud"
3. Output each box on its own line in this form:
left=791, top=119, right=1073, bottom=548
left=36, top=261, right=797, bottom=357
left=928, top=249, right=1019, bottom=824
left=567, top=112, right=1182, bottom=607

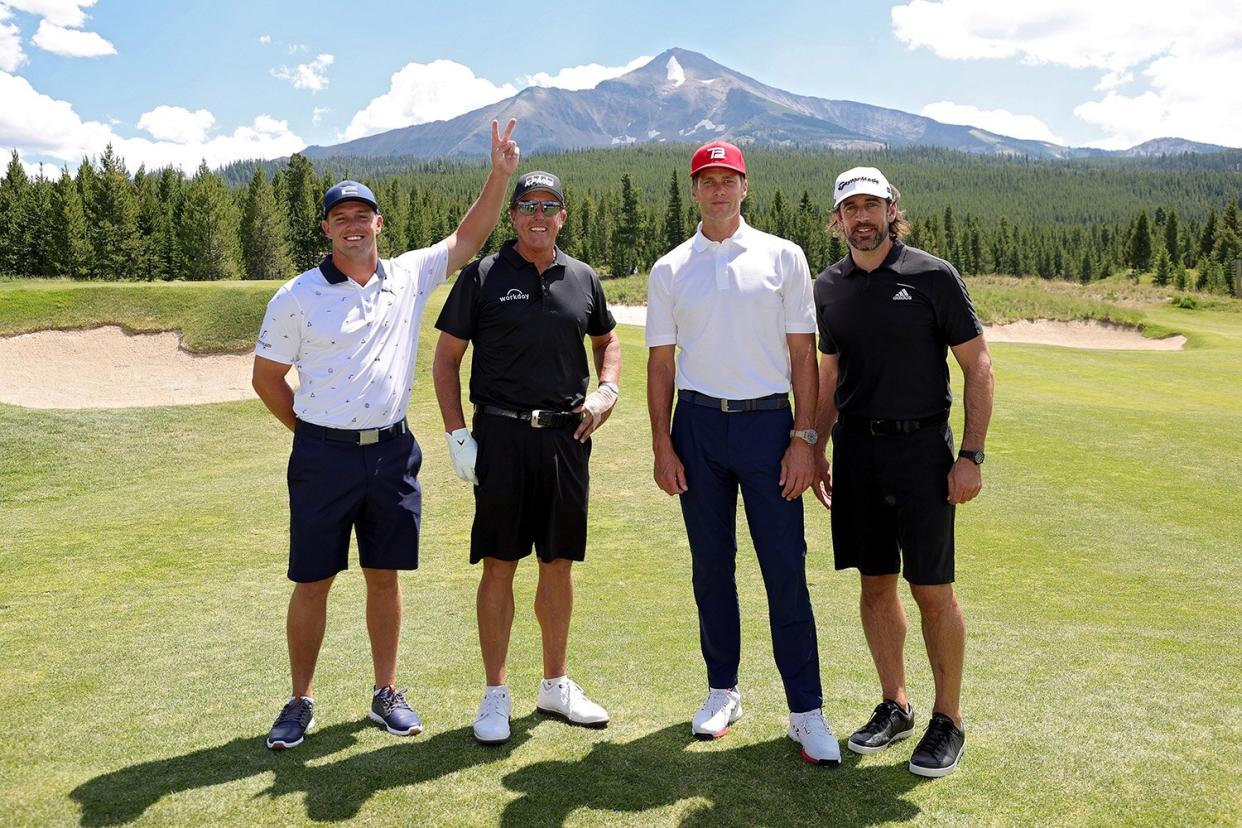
left=258, top=34, right=271, bottom=45
left=31, top=18, right=114, bottom=57
left=0, top=71, right=304, bottom=172
left=0, top=7, right=25, bottom=71
left=5, top=1, right=94, bottom=28
left=344, top=59, right=516, bottom=140
left=890, top=0, right=1242, bottom=148
left=518, top=55, right=652, bottom=91
left=137, top=105, right=215, bottom=144
left=312, top=106, right=328, bottom=126
left=921, top=101, right=1063, bottom=144
left=272, top=53, right=333, bottom=92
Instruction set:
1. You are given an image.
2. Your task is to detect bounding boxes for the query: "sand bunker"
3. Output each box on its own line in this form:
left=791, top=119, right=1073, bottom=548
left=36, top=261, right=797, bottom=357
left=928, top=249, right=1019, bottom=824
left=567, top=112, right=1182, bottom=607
left=0, top=315, right=1182, bottom=410
left=0, top=326, right=272, bottom=410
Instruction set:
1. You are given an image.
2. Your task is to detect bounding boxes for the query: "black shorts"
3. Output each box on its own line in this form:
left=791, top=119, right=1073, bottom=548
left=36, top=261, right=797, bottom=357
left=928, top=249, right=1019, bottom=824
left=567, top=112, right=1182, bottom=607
left=829, top=421, right=956, bottom=585
left=286, top=422, right=422, bottom=583
left=470, top=412, right=591, bottom=564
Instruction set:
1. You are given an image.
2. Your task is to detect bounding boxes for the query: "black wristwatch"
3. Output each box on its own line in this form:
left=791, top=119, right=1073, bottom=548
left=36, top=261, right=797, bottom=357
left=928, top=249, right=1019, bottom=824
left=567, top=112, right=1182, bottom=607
left=958, top=448, right=985, bottom=465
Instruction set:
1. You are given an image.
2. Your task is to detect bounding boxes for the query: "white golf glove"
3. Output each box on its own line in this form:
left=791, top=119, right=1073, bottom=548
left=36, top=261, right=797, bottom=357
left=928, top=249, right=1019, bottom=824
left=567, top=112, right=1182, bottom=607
left=579, top=382, right=619, bottom=429
left=445, top=428, right=478, bottom=484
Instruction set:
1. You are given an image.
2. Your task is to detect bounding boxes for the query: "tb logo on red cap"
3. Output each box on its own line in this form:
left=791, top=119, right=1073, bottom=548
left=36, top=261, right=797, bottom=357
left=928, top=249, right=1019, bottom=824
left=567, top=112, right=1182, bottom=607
left=708, top=147, right=727, bottom=160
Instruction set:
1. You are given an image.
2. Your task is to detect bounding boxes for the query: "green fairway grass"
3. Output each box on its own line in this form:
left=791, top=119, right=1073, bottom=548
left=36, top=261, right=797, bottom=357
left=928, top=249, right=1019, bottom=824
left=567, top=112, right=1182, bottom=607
left=1, top=280, right=1239, bottom=825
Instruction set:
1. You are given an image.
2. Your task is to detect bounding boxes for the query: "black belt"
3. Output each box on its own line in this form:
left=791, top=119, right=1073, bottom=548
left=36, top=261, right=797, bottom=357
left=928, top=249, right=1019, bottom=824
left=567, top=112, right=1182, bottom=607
left=296, top=418, right=408, bottom=445
left=838, top=412, right=949, bottom=436
left=678, top=390, right=790, bottom=413
left=477, top=405, right=583, bottom=429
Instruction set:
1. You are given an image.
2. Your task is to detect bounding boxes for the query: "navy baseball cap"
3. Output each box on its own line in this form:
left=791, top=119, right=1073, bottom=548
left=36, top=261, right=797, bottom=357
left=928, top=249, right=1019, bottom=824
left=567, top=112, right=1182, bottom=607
left=510, top=171, right=564, bottom=205
left=323, top=180, right=379, bottom=218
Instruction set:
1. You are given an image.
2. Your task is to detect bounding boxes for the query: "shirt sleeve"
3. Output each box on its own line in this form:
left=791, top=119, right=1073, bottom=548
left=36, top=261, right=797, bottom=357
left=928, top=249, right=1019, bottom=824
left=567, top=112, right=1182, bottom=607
left=585, top=270, right=617, bottom=337
left=813, top=277, right=838, bottom=355
left=255, top=285, right=301, bottom=365
left=936, top=262, right=984, bottom=347
left=434, top=260, right=480, bottom=341
left=644, top=259, right=677, bottom=347
left=782, top=243, right=816, bottom=335
left=392, top=240, right=449, bottom=295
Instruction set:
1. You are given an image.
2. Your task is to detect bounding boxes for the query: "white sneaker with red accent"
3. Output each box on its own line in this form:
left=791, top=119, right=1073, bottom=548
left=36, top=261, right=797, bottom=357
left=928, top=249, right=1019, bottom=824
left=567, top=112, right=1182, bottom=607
left=788, top=708, right=841, bottom=766
left=692, top=687, right=743, bottom=739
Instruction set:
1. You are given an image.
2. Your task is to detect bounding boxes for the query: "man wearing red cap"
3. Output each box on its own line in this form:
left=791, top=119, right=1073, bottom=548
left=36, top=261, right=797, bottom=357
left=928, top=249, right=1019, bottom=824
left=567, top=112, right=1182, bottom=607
left=646, top=140, right=839, bottom=766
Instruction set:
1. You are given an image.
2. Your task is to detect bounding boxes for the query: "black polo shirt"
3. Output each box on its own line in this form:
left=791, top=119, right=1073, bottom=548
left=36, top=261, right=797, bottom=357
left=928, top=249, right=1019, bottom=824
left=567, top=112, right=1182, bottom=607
left=814, top=242, right=982, bottom=420
left=435, top=240, right=616, bottom=411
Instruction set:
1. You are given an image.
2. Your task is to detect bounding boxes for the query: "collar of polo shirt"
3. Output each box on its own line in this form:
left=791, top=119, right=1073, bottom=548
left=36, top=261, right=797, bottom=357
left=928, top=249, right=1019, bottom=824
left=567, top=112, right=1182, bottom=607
left=842, top=241, right=905, bottom=277
left=318, top=255, right=387, bottom=285
left=692, top=216, right=753, bottom=253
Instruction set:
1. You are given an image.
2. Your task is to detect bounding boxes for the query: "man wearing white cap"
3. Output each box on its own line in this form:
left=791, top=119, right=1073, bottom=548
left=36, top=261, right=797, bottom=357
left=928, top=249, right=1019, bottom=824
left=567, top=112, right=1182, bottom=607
left=811, top=166, right=994, bottom=777
left=646, top=140, right=839, bottom=766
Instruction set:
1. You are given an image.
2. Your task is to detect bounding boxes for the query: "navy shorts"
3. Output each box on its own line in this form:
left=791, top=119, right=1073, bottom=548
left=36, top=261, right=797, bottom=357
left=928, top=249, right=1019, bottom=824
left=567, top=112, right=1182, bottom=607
left=829, top=421, right=956, bottom=585
left=469, top=412, right=590, bottom=565
left=286, top=421, right=423, bottom=583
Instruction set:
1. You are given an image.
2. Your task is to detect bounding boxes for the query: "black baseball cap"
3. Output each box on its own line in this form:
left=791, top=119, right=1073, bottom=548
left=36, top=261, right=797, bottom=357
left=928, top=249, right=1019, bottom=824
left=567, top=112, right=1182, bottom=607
left=510, top=171, right=564, bottom=205
left=323, top=180, right=379, bottom=219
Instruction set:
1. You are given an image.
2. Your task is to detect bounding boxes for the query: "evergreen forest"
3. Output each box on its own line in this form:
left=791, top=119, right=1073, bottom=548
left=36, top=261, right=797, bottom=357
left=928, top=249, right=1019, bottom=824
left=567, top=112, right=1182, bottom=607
left=3, top=143, right=1240, bottom=295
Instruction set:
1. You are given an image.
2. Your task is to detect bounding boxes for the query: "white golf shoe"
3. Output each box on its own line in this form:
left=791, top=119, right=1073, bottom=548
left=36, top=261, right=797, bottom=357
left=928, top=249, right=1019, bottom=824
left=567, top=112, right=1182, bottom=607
left=692, top=687, right=743, bottom=739
left=788, top=708, right=842, bottom=766
left=473, top=685, right=512, bottom=745
left=536, top=676, right=609, bottom=727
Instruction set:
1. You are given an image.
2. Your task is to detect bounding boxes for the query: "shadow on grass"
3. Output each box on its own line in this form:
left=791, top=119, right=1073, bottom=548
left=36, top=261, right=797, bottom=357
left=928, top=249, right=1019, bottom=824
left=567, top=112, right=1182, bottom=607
left=71, top=717, right=924, bottom=825
left=70, top=714, right=540, bottom=825
left=500, top=723, right=926, bottom=826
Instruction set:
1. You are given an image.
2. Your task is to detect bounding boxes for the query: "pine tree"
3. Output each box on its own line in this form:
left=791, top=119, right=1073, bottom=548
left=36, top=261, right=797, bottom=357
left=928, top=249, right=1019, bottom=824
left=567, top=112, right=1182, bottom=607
left=133, top=167, right=174, bottom=280
left=1223, top=199, right=1240, bottom=234
left=1173, top=261, right=1187, bottom=291
left=86, top=145, right=141, bottom=280
left=769, top=187, right=790, bottom=240
left=0, top=150, right=32, bottom=275
left=285, top=153, right=324, bottom=270
left=27, top=169, right=56, bottom=277
left=49, top=167, right=90, bottom=278
left=1199, top=209, right=1218, bottom=263
left=1153, top=248, right=1171, bottom=286
left=576, top=193, right=596, bottom=266
left=1079, top=250, right=1093, bottom=284
left=1163, top=209, right=1179, bottom=264
left=178, top=161, right=240, bottom=280
left=1126, top=210, right=1153, bottom=272
left=241, top=167, right=292, bottom=280
left=663, top=169, right=686, bottom=252
left=378, top=177, right=409, bottom=258
left=608, top=174, right=640, bottom=277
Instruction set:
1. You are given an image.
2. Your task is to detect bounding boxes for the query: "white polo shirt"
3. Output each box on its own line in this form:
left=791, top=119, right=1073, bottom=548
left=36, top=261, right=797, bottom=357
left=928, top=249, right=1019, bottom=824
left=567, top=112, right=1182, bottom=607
left=646, top=218, right=815, bottom=399
left=256, top=242, right=448, bottom=429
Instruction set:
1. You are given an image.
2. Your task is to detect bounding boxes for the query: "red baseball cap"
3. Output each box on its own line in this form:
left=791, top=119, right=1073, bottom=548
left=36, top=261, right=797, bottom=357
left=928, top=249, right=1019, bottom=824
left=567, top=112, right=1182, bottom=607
left=690, top=140, right=747, bottom=177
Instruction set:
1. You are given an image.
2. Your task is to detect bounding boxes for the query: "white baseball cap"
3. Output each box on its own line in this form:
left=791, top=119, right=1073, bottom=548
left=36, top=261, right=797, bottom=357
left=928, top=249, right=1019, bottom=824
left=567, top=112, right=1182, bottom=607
left=833, top=166, right=893, bottom=209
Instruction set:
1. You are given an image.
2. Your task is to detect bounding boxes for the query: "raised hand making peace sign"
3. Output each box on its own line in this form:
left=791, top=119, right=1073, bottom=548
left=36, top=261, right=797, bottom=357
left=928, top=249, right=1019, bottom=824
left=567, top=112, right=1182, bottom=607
left=491, top=118, right=520, bottom=177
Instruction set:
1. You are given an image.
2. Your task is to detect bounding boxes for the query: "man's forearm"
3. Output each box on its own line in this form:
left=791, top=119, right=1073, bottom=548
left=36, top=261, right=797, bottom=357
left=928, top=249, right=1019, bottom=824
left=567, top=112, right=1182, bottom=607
left=451, top=169, right=510, bottom=263
left=646, top=350, right=676, bottom=448
left=254, top=378, right=296, bottom=432
left=788, top=336, right=818, bottom=431
left=960, top=357, right=995, bottom=449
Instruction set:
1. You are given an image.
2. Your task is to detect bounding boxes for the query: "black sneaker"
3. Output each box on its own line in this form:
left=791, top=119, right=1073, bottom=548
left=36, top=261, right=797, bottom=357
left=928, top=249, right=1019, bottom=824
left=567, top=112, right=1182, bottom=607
left=267, top=696, right=314, bottom=750
left=909, top=712, right=965, bottom=777
left=847, top=700, right=915, bottom=755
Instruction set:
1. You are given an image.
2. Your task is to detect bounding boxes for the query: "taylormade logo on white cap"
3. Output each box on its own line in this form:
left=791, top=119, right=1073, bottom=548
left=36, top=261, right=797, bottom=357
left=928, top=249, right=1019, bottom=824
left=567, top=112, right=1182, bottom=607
left=833, top=166, right=893, bottom=209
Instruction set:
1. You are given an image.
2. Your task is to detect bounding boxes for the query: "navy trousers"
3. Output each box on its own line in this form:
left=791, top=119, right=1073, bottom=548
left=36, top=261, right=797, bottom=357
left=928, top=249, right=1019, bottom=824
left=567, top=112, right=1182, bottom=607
left=672, top=399, right=822, bottom=713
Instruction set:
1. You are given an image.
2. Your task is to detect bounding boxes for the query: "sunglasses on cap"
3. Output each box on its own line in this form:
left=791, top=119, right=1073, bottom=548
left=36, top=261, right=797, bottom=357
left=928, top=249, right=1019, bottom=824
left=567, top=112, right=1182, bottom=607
left=514, top=199, right=564, bottom=215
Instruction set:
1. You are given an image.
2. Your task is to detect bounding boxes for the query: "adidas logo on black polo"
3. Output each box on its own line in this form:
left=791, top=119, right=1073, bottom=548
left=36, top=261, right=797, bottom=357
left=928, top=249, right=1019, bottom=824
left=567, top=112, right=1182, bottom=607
left=892, top=288, right=913, bottom=301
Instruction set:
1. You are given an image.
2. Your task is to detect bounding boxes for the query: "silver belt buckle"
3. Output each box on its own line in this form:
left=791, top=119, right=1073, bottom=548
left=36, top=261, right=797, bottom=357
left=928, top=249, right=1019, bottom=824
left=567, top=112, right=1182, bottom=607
left=529, top=410, right=545, bottom=428
left=359, top=428, right=380, bottom=445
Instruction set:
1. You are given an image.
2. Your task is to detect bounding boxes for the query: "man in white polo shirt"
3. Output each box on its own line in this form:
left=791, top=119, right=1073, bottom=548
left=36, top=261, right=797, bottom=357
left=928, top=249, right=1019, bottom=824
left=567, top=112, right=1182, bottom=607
left=646, top=140, right=840, bottom=766
left=252, top=119, right=520, bottom=751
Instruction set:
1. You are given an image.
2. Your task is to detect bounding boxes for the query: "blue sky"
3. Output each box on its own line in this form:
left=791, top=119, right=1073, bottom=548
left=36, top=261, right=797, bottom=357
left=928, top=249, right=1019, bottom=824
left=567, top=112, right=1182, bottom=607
left=2, top=0, right=1239, bottom=174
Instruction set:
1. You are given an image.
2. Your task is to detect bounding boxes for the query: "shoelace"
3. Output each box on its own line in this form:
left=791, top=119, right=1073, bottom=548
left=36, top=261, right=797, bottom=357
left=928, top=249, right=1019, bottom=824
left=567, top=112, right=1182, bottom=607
left=861, top=702, right=902, bottom=736
left=378, top=687, right=412, bottom=714
left=797, top=712, right=832, bottom=739
left=920, top=718, right=956, bottom=755
left=276, top=699, right=311, bottom=724
left=478, top=690, right=509, bottom=719
left=699, top=689, right=733, bottom=716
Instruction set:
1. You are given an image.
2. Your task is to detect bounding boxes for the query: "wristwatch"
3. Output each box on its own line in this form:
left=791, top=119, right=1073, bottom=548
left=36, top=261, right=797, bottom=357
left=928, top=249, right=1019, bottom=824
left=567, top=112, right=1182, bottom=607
left=958, top=448, right=985, bottom=465
left=790, top=428, right=819, bottom=446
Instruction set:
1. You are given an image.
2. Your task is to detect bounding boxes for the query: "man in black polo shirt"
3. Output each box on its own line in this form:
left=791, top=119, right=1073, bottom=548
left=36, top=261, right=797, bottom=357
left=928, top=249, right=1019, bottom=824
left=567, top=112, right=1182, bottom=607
left=432, top=170, right=621, bottom=745
left=812, top=166, right=994, bottom=777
